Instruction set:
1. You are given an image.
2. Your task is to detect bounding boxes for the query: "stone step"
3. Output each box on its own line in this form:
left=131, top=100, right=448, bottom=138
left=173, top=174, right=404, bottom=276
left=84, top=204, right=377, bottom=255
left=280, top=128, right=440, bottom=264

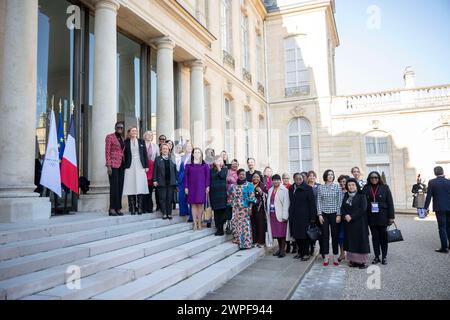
left=25, top=235, right=227, bottom=300
left=0, top=213, right=160, bottom=245
left=0, top=229, right=214, bottom=300
left=23, top=269, right=136, bottom=300
left=76, top=221, right=191, bottom=256
left=0, top=215, right=180, bottom=261
left=150, top=247, right=265, bottom=300
left=0, top=219, right=187, bottom=281
left=114, top=235, right=227, bottom=279
left=92, top=242, right=238, bottom=300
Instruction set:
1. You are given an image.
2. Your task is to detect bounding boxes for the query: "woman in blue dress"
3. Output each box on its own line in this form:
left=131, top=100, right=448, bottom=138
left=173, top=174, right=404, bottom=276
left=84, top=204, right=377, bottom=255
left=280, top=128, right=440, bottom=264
left=178, top=141, right=193, bottom=222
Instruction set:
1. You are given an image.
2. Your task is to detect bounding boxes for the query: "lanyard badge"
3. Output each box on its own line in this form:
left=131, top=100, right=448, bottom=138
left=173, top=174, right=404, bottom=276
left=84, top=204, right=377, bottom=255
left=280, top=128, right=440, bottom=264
left=371, top=186, right=379, bottom=213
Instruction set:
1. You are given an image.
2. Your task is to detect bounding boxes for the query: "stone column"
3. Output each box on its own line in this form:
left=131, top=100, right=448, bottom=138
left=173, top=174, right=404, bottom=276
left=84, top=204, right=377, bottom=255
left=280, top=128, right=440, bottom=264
left=0, top=0, right=51, bottom=222
left=78, top=0, right=120, bottom=212
left=189, top=60, right=205, bottom=150
left=155, top=37, right=175, bottom=141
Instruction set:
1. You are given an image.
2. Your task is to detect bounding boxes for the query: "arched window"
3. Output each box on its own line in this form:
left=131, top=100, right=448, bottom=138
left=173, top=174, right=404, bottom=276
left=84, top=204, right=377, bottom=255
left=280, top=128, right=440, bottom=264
left=288, top=117, right=312, bottom=174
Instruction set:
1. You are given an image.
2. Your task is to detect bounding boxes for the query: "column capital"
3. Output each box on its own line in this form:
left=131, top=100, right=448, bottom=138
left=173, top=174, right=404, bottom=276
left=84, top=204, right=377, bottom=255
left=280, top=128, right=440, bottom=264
left=188, top=59, right=204, bottom=69
left=153, top=36, right=175, bottom=50
left=94, top=0, right=120, bottom=12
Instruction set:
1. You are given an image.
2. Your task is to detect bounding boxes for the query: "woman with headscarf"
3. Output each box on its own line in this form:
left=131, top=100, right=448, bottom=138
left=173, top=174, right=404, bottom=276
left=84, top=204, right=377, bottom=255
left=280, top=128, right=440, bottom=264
left=228, top=169, right=255, bottom=249
left=289, top=173, right=316, bottom=261
left=225, top=159, right=239, bottom=221
left=342, top=178, right=370, bottom=269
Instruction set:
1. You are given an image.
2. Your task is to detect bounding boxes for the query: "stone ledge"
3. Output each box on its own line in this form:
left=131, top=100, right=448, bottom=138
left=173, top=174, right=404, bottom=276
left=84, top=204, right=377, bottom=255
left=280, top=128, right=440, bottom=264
left=0, top=197, right=51, bottom=223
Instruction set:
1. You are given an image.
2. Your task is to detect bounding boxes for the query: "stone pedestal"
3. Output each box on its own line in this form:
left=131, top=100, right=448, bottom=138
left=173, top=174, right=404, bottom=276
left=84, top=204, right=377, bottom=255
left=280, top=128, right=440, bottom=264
left=0, top=0, right=51, bottom=222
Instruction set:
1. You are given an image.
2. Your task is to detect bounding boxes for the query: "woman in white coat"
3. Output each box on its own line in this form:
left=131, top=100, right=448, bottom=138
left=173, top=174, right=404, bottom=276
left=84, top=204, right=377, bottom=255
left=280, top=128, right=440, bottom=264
left=266, top=174, right=291, bottom=258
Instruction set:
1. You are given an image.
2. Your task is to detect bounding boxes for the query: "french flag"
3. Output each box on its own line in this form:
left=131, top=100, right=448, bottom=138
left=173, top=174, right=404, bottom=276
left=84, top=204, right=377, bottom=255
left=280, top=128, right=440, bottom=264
left=61, top=114, right=79, bottom=194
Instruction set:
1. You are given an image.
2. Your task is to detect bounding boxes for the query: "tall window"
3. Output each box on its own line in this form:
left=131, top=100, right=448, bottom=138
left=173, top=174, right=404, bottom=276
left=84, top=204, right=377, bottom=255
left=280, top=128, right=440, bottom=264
left=256, top=33, right=263, bottom=84
left=221, top=0, right=232, bottom=53
left=365, top=132, right=391, bottom=185
left=117, top=33, right=141, bottom=131
left=288, top=117, right=312, bottom=174
left=224, top=98, right=234, bottom=158
left=241, top=14, right=249, bottom=70
left=259, top=115, right=267, bottom=166
left=433, top=126, right=450, bottom=173
left=37, top=0, right=75, bottom=158
left=284, top=36, right=310, bottom=96
left=204, top=83, right=211, bottom=134
left=244, top=109, right=251, bottom=161
left=365, top=136, right=388, bottom=155
left=433, top=126, right=450, bottom=153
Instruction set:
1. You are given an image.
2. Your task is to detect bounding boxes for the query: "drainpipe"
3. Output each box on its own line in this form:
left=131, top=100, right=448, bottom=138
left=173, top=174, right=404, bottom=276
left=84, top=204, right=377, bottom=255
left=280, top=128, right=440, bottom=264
left=263, top=17, right=271, bottom=168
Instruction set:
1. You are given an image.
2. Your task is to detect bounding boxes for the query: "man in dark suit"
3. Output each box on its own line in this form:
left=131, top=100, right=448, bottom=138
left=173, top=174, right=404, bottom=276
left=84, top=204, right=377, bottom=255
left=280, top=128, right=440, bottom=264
left=245, top=158, right=263, bottom=182
left=424, top=166, right=450, bottom=253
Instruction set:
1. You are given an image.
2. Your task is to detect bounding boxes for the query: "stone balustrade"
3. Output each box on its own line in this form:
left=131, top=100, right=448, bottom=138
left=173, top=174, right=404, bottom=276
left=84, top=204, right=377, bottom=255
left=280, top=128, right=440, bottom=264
left=332, top=84, right=450, bottom=115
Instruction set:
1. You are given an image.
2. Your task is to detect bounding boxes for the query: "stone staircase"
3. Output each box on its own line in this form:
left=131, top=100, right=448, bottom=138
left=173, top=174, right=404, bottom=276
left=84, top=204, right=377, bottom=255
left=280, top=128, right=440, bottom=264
left=0, top=213, right=264, bottom=300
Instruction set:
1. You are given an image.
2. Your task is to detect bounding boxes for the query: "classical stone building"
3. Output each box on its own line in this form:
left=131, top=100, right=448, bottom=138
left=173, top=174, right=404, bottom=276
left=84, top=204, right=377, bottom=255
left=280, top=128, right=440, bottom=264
left=0, top=0, right=449, bottom=222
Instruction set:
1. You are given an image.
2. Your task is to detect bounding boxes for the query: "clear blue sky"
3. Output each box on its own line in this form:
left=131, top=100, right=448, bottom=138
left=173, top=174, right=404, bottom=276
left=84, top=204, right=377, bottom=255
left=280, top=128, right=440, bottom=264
left=334, top=0, right=450, bottom=95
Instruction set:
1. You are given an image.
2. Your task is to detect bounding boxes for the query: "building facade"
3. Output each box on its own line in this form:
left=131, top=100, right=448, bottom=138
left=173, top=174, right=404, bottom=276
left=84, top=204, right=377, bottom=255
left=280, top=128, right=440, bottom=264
left=0, top=0, right=448, bottom=222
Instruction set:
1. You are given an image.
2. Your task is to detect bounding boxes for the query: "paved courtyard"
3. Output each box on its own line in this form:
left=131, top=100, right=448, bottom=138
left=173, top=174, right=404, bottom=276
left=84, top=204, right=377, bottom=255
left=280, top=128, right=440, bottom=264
left=291, top=215, right=450, bottom=300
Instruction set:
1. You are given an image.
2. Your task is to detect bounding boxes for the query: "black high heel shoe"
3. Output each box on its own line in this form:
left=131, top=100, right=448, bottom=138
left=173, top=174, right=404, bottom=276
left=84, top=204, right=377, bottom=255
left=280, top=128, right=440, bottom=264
left=372, top=257, right=381, bottom=264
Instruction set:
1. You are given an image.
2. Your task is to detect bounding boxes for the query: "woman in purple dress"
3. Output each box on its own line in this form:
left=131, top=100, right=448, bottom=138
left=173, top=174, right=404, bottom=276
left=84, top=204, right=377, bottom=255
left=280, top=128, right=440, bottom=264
left=184, top=148, right=210, bottom=230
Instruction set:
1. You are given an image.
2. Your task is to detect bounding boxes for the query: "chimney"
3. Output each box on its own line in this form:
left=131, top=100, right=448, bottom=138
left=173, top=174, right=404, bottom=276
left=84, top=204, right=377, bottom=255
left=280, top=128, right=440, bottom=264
left=403, top=66, right=415, bottom=89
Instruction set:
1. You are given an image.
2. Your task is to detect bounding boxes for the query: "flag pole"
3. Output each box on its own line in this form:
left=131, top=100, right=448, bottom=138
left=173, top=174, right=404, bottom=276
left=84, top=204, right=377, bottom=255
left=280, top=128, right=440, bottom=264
left=48, top=95, right=58, bottom=215
left=51, top=95, right=56, bottom=214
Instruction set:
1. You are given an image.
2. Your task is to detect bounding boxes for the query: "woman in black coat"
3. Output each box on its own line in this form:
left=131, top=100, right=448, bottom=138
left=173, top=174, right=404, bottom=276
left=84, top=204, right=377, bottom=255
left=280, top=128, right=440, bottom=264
left=362, top=171, right=395, bottom=265
left=289, top=173, right=316, bottom=261
left=342, top=178, right=370, bottom=269
left=209, top=156, right=228, bottom=236
left=251, top=172, right=268, bottom=247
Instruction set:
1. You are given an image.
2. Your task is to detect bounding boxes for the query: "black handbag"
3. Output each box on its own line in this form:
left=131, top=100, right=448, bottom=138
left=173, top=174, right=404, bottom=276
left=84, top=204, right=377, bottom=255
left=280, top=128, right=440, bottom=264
left=306, top=224, right=322, bottom=242
left=387, top=222, right=404, bottom=243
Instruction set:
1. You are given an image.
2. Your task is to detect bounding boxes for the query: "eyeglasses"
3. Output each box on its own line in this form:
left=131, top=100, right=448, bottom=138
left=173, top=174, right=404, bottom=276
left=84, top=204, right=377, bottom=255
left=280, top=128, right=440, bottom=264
left=116, top=126, right=124, bottom=130
left=370, top=176, right=379, bottom=179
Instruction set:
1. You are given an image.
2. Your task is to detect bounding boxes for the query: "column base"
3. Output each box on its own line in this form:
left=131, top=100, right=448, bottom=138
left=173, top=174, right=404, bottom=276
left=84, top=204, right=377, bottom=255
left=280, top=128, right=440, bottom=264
left=0, top=196, right=51, bottom=223
left=77, top=193, right=110, bottom=213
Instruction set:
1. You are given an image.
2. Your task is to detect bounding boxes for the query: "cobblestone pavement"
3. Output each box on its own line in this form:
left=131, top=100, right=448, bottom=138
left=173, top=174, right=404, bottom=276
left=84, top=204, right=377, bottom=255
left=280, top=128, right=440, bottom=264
left=291, top=215, right=450, bottom=300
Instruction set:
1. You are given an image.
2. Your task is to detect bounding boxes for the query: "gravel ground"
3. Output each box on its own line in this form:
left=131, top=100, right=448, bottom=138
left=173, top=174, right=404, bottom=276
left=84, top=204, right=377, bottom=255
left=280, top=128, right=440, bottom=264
left=292, top=215, right=450, bottom=300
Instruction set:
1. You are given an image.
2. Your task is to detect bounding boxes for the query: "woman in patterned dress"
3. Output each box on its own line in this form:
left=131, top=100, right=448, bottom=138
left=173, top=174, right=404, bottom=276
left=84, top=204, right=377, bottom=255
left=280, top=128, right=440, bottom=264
left=228, top=169, right=256, bottom=249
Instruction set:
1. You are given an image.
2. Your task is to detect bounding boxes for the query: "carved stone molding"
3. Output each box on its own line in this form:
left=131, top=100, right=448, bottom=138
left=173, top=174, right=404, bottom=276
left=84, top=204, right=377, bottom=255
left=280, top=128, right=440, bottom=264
left=371, top=119, right=380, bottom=129
left=290, top=105, right=304, bottom=118
left=439, top=114, right=450, bottom=125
